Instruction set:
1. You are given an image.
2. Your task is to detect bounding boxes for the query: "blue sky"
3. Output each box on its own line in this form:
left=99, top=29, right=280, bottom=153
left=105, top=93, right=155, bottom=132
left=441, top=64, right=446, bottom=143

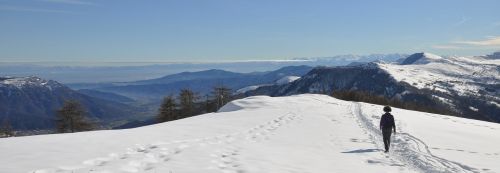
left=1, top=0, right=499, bottom=62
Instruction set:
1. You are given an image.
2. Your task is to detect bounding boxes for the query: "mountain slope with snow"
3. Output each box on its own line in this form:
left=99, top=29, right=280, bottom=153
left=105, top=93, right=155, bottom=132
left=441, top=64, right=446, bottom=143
left=380, top=53, right=499, bottom=97
left=275, top=76, right=301, bottom=85
left=379, top=53, right=499, bottom=120
left=246, top=52, right=500, bottom=122
left=399, top=52, right=444, bottom=65
left=236, top=76, right=301, bottom=94
left=0, top=76, right=139, bottom=130
left=1, top=94, right=498, bottom=173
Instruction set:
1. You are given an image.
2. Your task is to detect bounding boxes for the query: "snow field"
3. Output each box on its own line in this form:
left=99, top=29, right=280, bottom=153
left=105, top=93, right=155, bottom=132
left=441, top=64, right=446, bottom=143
left=1, top=94, right=499, bottom=173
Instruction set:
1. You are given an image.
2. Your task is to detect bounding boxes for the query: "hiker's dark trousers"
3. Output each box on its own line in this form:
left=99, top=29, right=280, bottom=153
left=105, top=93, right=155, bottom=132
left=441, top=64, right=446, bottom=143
left=382, top=128, right=393, bottom=151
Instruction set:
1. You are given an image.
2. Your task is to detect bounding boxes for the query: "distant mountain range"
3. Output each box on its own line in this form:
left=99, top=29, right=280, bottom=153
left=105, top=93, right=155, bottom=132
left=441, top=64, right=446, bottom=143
left=292, top=53, right=408, bottom=64
left=0, top=76, right=140, bottom=130
left=245, top=52, right=500, bottom=122
left=83, top=66, right=314, bottom=101
left=486, top=52, right=500, bottom=59
left=0, top=66, right=314, bottom=131
left=3, top=52, right=498, bottom=131
left=1, top=54, right=408, bottom=83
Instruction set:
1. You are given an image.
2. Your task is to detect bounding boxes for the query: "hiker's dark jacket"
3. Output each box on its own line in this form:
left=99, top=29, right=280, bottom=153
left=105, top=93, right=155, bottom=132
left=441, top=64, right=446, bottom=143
left=380, top=113, right=396, bottom=131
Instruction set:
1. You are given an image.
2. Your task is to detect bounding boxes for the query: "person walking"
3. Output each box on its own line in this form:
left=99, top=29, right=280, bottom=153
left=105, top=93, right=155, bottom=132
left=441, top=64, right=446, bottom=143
left=380, top=106, right=396, bottom=153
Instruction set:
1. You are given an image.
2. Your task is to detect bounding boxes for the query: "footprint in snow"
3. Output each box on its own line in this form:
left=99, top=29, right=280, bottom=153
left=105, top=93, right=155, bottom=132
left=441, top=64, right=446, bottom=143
left=172, top=144, right=189, bottom=154
left=212, top=148, right=243, bottom=173
left=147, top=144, right=158, bottom=149
left=126, top=159, right=156, bottom=171
left=121, top=165, right=140, bottom=173
left=82, top=157, right=109, bottom=166
left=31, top=168, right=69, bottom=173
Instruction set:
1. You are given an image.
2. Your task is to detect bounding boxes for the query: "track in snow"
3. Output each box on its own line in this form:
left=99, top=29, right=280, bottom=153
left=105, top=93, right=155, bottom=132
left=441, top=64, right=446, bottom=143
left=351, top=102, right=480, bottom=173
left=30, top=111, right=301, bottom=173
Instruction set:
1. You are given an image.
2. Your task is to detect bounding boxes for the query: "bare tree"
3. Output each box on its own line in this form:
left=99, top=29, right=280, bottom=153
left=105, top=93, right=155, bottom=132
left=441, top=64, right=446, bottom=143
left=55, top=100, right=94, bottom=133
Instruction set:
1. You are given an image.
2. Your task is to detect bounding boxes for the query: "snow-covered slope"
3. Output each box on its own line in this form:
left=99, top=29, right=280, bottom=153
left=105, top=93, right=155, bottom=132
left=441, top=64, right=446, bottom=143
left=1, top=94, right=498, bottom=173
left=249, top=52, right=498, bottom=122
left=275, top=76, right=300, bottom=85
left=236, top=85, right=267, bottom=94
left=236, top=76, right=301, bottom=94
left=378, top=53, right=499, bottom=99
left=0, top=76, right=64, bottom=90
left=0, top=76, right=139, bottom=130
left=399, top=52, right=444, bottom=65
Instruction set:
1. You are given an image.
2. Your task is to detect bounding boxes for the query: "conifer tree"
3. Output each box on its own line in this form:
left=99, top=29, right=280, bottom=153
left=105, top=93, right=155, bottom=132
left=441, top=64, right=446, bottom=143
left=178, top=89, right=198, bottom=118
left=157, top=95, right=177, bottom=122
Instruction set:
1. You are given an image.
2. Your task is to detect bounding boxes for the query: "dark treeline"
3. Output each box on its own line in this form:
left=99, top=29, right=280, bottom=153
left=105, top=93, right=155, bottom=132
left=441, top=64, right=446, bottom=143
left=3, top=99, right=97, bottom=137
left=157, top=85, right=235, bottom=123
left=331, top=90, right=457, bottom=116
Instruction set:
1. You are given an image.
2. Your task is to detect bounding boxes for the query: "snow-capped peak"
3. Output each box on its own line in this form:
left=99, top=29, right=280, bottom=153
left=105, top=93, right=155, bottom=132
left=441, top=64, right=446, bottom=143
left=236, top=76, right=301, bottom=94
left=275, top=76, right=301, bottom=85
left=400, top=52, right=443, bottom=65
left=236, top=85, right=268, bottom=94
left=378, top=53, right=499, bottom=98
left=0, top=76, right=62, bottom=90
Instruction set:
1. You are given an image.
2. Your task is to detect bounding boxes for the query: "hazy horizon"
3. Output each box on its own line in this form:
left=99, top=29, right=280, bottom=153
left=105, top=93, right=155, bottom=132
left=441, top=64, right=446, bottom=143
left=1, top=51, right=498, bottom=67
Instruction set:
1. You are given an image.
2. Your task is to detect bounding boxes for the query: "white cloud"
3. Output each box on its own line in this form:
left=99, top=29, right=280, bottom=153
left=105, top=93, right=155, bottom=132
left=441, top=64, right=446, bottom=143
left=453, top=36, right=500, bottom=46
left=431, top=45, right=462, bottom=50
left=431, top=36, right=500, bottom=50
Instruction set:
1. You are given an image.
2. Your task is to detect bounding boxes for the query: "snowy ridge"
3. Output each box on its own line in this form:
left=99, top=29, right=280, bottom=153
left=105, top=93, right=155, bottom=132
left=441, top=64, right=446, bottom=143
left=400, top=52, right=444, bottom=65
left=236, top=76, right=300, bottom=94
left=235, top=85, right=270, bottom=94
left=0, top=76, right=62, bottom=90
left=1, top=94, right=499, bottom=173
left=292, top=53, right=408, bottom=63
left=275, top=76, right=300, bottom=85
left=259, top=52, right=498, bottom=121
left=378, top=53, right=499, bottom=97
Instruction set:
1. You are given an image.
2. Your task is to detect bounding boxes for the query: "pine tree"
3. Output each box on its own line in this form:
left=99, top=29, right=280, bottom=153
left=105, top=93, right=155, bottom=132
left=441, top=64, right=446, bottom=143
left=157, top=95, right=177, bottom=122
left=0, top=118, right=14, bottom=138
left=55, top=100, right=94, bottom=133
left=212, top=85, right=232, bottom=110
left=178, top=89, right=198, bottom=118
